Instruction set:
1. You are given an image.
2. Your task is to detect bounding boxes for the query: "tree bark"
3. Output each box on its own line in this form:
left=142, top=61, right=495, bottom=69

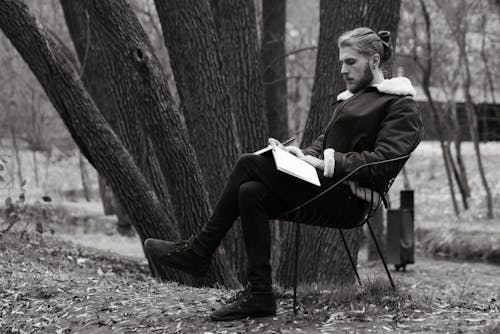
left=98, top=174, right=115, bottom=215
left=154, top=0, right=242, bottom=206
left=59, top=0, right=238, bottom=286
left=211, top=0, right=270, bottom=282
left=154, top=0, right=244, bottom=285
left=0, top=0, right=201, bottom=284
left=261, top=0, right=288, bottom=282
left=60, top=0, right=171, bottom=210
left=278, top=0, right=402, bottom=286
left=212, top=0, right=268, bottom=152
left=262, top=0, right=288, bottom=141
left=78, top=151, right=91, bottom=202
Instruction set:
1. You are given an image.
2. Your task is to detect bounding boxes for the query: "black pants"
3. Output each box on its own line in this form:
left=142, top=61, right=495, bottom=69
left=191, top=153, right=365, bottom=290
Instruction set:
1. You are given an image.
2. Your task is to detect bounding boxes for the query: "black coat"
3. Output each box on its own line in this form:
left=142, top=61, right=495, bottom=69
left=302, top=84, right=423, bottom=190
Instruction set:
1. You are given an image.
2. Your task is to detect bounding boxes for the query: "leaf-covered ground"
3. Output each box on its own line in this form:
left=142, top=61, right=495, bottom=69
left=1, top=232, right=499, bottom=333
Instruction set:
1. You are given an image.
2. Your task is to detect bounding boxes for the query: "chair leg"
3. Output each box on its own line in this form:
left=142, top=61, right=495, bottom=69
left=293, top=222, right=300, bottom=315
left=366, top=220, right=396, bottom=289
left=339, top=229, right=362, bottom=286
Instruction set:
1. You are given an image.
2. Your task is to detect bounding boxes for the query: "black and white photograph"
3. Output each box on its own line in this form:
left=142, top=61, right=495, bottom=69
left=0, top=0, right=499, bottom=332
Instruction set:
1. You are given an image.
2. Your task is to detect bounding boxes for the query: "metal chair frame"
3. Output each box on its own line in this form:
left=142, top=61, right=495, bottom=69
left=279, top=155, right=411, bottom=314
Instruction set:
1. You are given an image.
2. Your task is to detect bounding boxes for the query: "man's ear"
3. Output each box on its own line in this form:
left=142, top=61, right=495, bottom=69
left=370, top=54, right=381, bottom=69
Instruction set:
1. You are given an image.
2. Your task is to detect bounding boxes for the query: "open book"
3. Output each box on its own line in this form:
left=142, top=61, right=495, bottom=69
left=254, top=145, right=321, bottom=186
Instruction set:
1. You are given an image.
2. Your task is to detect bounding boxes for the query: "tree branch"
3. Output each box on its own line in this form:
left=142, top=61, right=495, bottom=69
left=263, top=46, right=317, bottom=73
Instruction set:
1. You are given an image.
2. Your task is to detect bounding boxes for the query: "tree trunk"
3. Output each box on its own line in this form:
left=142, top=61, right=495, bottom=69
left=262, top=0, right=288, bottom=141
left=32, top=149, right=39, bottom=188
left=0, top=0, right=207, bottom=285
left=60, top=0, right=238, bottom=286
left=278, top=0, right=402, bottom=286
left=212, top=0, right=268, bottom=152
left=154, top=0, right=242, bottom=206
left=449, top=99, right=470, bottom=200
left=113, top=195, right=135, bottom=237
left=436, top=0, right=493, bottom=218
left=261, top=0, right=299, bottom=276
left=60, top=0, right=171, bottom=210
left=154, top=0, right=245, bottom=285
left=211, top=0, right=270, bottom=282
left=461, top=22, right=492, bottom=218
left=42, top=147, right=52, bottom=189
left=462, top=75, right=493, bottom=218
left=418, top=0, right=459, bottom=216
left=78, top=151, right=91, bottom=202
left=10, top=128, right=23, bottom=190
left=98, top=174, right=115, bottom=215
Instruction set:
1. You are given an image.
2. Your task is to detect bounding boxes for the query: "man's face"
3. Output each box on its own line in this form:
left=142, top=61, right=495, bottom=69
left=339, top=46, right=374, bottom=93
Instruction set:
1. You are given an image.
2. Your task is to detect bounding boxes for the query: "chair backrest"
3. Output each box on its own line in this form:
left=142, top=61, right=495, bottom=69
left=356, top=154, right=411, bottom=213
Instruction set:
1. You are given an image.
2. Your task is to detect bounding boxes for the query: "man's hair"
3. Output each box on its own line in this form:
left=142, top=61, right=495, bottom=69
left=338, top=27, right=393, bottom=65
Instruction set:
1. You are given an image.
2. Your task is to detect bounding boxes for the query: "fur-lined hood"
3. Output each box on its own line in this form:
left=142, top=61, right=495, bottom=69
left=337, top=77, right=416, bottom=101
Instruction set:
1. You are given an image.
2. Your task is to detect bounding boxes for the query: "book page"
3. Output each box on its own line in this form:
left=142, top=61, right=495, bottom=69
left=272, top=147, right=321, bottom=186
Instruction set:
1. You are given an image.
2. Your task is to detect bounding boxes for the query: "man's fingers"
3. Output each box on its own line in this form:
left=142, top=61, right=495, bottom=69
left=286, top=146, right=305, bottom=158
left=268, top=138, right=282, bottom=148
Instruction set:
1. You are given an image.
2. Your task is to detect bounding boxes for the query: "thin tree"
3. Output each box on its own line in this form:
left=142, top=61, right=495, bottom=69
left=414, top=0, right=459, bottom=216
left=437, top=0, right=494, bottom=218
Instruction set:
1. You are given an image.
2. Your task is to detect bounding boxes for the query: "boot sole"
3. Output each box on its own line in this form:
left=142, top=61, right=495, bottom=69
left=158, top=256, right=208, bottom=277
left=210, top=310, right=276, bottom=321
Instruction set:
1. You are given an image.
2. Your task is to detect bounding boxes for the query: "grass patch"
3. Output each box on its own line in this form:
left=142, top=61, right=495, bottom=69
left=419, top=227, right=500, bottom=264
left=286, top=277, right=425, bottom=322
left=1, top=231, right=498, bottom=333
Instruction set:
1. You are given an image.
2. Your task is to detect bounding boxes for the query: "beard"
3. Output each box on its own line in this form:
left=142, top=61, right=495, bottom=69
left=348, top=63, right=374, bottom=93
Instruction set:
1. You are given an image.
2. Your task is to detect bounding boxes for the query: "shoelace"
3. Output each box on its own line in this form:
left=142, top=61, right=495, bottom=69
left=224, top=284, right=252, bottom=304
left=170, top=235, right=195, bottom=253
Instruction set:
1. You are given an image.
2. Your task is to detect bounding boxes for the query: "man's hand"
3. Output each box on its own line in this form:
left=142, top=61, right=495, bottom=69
left=303, top=155, right=324, bottom=169
left=285, top=146, right=305, bottom=159
left=268, top=138, right=306, bottom=159
left=268, top=137, right=284, bottom=149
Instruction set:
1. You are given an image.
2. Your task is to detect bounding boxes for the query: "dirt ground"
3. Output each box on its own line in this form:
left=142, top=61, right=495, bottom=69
left=0, top=232, right=499, bottom=334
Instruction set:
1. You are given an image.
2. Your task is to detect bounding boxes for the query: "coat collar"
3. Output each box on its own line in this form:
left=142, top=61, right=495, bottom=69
left=336, top=77, right=416, bottom=101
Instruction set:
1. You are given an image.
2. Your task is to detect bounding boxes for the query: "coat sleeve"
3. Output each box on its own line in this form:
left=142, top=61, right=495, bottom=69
left=333, top=96, right=423, bottom=188
left=301, top=134, right=324, bottom=158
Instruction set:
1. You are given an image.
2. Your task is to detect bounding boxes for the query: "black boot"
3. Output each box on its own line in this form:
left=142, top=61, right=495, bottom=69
left=210, top=287, right=277, bottom=321
left=144, top=238, right=211, bottom=277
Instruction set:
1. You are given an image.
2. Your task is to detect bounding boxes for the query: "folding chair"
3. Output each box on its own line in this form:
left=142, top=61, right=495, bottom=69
left=278, top=155, right=411, bottom=314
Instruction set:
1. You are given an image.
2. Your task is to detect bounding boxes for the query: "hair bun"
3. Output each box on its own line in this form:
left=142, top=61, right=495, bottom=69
left=377, top=31, right=391, bottom=44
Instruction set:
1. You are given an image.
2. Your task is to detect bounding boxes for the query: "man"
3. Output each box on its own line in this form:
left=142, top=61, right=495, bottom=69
left=144, top=27, right=423, bottom=321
